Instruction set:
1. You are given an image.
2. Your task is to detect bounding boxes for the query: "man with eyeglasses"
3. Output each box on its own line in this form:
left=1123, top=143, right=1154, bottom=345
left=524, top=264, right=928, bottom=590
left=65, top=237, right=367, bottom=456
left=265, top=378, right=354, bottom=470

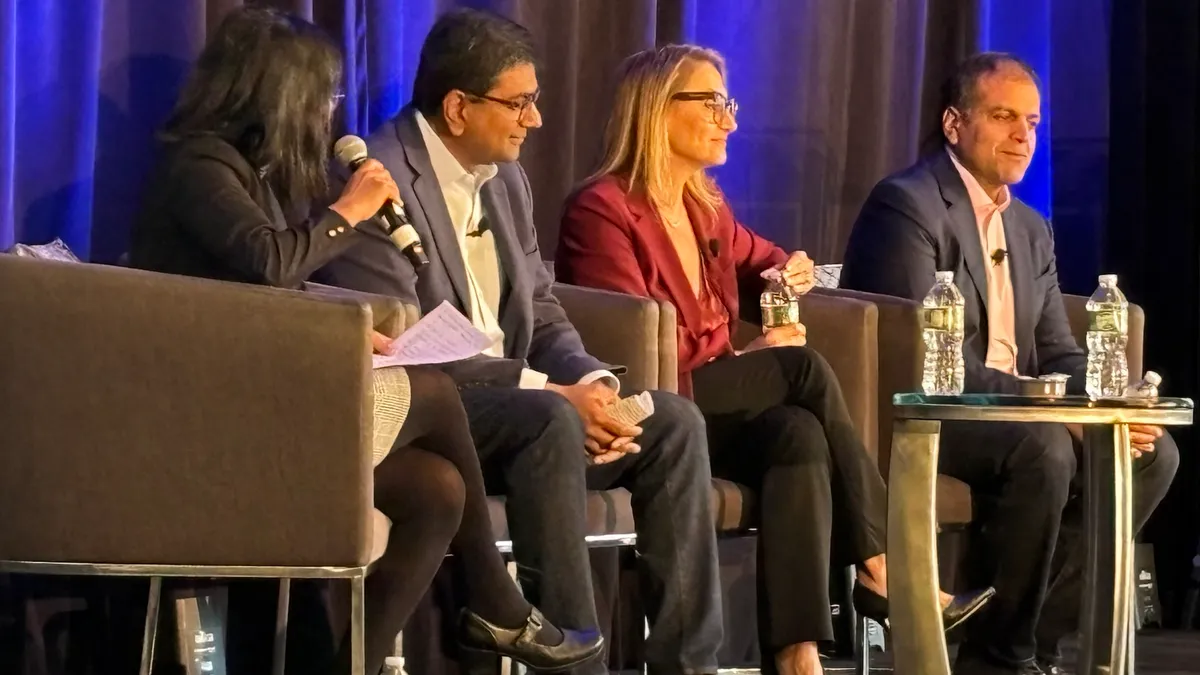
left=314, top=9, right=723, bottom=675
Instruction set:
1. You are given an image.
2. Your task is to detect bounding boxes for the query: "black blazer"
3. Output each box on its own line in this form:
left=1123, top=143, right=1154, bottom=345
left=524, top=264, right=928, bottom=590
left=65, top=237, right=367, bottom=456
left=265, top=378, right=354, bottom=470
left=840, top=150, right=1086, bottom=394
left=131, top=135, right=363, bottom=288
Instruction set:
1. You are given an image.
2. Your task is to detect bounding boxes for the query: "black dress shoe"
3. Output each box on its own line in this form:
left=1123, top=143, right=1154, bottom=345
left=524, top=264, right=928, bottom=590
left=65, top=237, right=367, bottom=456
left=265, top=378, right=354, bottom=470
left=458, top=608, right=604, bottom=672
left=852, top=584, right=996, bottom=633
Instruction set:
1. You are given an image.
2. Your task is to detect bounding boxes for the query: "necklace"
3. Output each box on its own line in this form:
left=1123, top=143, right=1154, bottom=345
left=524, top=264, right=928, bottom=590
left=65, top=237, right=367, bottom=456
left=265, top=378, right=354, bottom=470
left=659, top=203, right=687, bottom=229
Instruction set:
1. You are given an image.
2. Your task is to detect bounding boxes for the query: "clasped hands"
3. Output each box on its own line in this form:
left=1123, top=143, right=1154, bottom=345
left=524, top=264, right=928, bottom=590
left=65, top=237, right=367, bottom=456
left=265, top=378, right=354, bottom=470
left=547, top=381, right=642, bottom=466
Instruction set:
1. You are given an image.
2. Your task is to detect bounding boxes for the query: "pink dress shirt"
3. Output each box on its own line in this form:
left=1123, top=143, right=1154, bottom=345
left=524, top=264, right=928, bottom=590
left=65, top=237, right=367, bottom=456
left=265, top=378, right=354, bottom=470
left=947, top=149, right=1019, bottom=375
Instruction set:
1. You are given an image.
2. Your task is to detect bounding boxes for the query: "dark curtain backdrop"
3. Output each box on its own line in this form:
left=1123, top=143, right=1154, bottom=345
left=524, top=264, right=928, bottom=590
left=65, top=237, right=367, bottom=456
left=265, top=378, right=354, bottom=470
left=2, top=0, right=1091, bottom=269
left=1109, top=0, right=1200, bottom=627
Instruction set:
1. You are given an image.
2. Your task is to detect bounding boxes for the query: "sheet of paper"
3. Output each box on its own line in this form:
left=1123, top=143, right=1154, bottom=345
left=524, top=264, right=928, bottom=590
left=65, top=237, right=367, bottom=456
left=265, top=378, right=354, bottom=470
left=372, top=300, right=495, bottom=369
left=605, top=391, right=655, bottom=427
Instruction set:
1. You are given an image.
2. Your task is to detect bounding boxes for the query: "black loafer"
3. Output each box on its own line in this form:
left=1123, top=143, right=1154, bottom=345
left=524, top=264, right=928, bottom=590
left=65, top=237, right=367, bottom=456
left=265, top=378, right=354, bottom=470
left=458, top=608, right=604, bottom=672
left=852, top=584, right=996, bottom=633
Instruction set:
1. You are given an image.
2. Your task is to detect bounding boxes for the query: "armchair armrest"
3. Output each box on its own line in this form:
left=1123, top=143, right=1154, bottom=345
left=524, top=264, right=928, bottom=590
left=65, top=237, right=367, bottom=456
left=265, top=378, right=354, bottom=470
left=302, top=281, right=415, bottom=338
left=819, top=288, right=923, bottom=471
left=802, top=290, right=879, bottom=457
left=731, top=289, right=879, bottom=457
left=0, top=258, right=378, bottom=568
left=552, top=283, right=679, bottom=393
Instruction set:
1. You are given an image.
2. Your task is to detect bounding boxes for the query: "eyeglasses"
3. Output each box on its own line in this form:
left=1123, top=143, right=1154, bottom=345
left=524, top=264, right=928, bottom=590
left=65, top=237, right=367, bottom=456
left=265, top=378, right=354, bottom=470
left=671, top=91, right=738, bottom=122
left=467, top=89, right=541, bottom=120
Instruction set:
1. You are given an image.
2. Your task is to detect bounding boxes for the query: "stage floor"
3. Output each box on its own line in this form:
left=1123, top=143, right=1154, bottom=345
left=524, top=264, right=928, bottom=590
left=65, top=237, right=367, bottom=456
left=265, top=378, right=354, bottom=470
left=717, top=630, right=1200, bottom=674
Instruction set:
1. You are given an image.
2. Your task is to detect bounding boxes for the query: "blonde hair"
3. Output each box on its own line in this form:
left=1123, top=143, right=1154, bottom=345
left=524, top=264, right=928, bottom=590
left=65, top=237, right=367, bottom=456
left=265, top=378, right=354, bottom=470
left=590, top=44, right=727, bottom=214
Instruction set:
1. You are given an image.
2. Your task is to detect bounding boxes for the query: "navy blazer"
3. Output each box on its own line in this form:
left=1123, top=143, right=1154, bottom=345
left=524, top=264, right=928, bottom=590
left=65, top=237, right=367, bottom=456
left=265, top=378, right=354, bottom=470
left=840, top=150, right=1086, bottom=394
left=313, top=108, right=611, bottom=389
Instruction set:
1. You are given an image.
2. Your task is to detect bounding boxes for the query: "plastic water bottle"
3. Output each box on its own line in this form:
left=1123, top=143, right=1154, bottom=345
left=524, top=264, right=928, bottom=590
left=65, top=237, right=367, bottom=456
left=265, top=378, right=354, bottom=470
left=760, top=267, right=800, bottom=331
left=1129, top=371, right=1162, bottom=399
left=1085, top=274, right=1129, bottom=398
left=921, top=271, right=966, bottom=395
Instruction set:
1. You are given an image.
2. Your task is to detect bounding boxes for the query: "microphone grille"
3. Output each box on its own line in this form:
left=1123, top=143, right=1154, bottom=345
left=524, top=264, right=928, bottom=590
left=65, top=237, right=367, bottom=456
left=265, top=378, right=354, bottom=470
left=333, top=135, right=368, bottom=168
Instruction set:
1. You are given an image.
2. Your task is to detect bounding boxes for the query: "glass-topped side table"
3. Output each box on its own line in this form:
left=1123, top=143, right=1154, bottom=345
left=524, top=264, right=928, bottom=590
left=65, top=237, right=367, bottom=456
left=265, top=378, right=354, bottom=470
left=887, top=394, right=1193, bottom=675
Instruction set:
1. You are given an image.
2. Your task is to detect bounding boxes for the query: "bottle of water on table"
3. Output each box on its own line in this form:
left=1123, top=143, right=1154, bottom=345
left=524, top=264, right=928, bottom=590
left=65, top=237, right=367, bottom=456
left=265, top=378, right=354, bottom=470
left=1085, top=274, right=1129, bottom=398
left=921, top=271, right=965, bottom=395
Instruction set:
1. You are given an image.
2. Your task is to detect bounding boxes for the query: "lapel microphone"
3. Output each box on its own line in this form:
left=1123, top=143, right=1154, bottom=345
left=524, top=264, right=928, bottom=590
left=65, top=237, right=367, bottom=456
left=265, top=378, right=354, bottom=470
left=991, top=248, right=1008, bottom=266
left=466, top=216, right=491, bottom=238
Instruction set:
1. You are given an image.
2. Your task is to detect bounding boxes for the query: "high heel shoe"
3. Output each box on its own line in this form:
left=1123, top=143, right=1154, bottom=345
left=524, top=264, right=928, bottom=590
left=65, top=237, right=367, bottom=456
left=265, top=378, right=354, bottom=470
left=458, top=608, right=605, bottom=672
left=852, top=584, right=996, bottom=633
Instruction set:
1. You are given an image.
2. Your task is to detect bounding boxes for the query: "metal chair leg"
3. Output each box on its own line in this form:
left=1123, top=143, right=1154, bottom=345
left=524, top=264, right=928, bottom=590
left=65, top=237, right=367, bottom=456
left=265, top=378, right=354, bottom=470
left=855, top=616, right=871, bottom=675
left=351, top=574, right=366, bottom=675
left=272, top=579, right=291, bottom=675
left=139, top=577, right=162, bottom=675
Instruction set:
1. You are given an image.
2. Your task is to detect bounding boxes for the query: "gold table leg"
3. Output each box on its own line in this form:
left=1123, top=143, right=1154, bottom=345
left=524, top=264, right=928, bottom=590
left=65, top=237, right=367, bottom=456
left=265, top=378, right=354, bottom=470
left=888, top=419, right=950, bottom=675
left=1080, top=423, right=1136, bottom=675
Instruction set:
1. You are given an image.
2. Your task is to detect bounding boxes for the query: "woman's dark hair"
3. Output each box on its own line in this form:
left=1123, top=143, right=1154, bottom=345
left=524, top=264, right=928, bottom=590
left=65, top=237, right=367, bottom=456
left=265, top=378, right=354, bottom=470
left=412, top=8, right=537, bottom=119
left=161, top=7, right=342, bottom=207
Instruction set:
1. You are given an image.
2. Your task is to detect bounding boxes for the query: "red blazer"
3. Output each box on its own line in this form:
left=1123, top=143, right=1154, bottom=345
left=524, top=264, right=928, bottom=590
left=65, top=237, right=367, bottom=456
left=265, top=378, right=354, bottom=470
left=556, top=174, right=787, bottom=397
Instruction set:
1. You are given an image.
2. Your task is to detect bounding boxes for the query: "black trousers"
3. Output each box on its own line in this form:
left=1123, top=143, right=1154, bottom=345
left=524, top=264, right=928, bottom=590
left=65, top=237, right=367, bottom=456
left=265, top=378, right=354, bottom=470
left=227, top=369, right=532, bottom=675
left=691, top=347, right=887, bottom=651
left=458, top=386, right=723, bottom=675
left=942, top=420, right=1180, bottom=671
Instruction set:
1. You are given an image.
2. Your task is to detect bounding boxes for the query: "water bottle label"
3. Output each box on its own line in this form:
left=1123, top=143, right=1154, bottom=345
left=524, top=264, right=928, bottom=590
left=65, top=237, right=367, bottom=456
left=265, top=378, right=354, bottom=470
left=762, top=301, right=799, bottom=329
left=1088, top=309, right=1127, bottom=332
left=921, top=306, right=963, bottom=332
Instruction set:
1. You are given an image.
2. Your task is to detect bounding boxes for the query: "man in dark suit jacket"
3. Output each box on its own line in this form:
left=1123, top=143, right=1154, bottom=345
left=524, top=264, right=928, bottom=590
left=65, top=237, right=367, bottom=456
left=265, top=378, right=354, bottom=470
left=841, top=54, right=1179, bottom=675
left=314, top=10, right=723, bottom=675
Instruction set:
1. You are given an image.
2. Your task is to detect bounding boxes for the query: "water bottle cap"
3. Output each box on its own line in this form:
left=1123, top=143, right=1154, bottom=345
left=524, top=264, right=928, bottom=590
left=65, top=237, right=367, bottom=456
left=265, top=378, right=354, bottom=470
left=1099, top=273, right=1118, bottom=285
left=1144, top=371, right=1162, bottom=386
left=935, top=270, right=954, bottom=283
left=760, top=267, right=783, bottom=283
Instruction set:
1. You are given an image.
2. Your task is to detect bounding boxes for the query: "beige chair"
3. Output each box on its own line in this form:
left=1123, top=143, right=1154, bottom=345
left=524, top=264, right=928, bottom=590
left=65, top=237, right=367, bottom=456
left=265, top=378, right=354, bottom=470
left=558, top=279, right=882, bottom=672
left=0, top=255, right=409, bottom=675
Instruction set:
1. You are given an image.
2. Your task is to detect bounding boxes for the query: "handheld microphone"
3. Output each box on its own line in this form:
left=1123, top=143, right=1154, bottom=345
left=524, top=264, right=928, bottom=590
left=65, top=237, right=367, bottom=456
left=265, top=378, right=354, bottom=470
left=990, top=248, right=1008, bottom=266
left=333, top=135, right=429, bottom=267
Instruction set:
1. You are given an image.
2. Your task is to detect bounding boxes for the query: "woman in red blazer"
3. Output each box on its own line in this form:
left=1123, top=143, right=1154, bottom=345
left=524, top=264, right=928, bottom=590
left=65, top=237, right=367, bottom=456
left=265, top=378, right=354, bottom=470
left=556, top=45, right=992, bottom=675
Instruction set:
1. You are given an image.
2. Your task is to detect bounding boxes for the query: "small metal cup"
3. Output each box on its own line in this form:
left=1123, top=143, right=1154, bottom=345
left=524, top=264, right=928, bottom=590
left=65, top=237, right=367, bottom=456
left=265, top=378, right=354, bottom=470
left=1017, top=373, right=1070, bottom=398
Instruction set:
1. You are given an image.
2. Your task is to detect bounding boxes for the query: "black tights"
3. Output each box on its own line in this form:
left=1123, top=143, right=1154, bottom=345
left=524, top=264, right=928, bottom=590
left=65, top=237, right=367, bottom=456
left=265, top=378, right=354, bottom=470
left=225, top=369, right=535, bottom=675
left=330, top=368, right=535, bottom=675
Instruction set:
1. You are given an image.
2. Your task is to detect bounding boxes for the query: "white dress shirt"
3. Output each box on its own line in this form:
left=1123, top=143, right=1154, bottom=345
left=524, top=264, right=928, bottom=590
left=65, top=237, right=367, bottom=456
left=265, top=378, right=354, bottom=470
left=415, top=112, right=618, bottom=391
